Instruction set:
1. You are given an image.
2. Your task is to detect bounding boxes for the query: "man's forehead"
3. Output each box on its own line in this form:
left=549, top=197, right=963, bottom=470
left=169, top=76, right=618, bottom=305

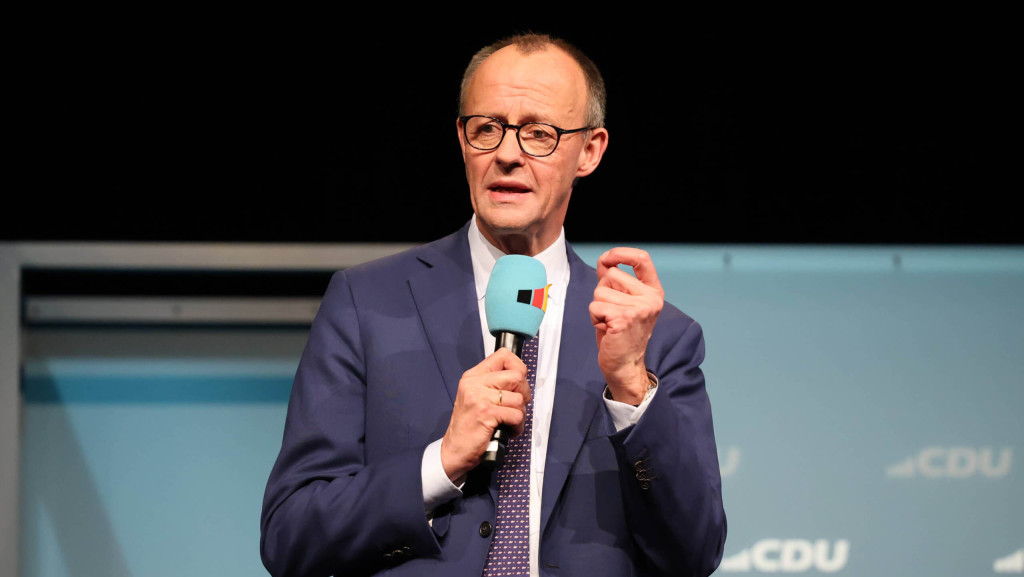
left=474, top=44, right=584, bottom=86
left=465, top=44, right=587, bottom=120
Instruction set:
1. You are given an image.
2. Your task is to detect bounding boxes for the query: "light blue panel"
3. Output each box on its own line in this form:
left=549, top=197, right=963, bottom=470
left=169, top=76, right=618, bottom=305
left=574, top=245, right=1023, bottom=576
left=20, top=329, right=306, bottom=577
left=19, top=248, right=1024, bottom=577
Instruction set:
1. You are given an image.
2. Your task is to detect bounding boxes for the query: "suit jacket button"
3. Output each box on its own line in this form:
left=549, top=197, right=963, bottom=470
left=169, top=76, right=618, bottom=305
left=479, top=521, right=492, bottom=537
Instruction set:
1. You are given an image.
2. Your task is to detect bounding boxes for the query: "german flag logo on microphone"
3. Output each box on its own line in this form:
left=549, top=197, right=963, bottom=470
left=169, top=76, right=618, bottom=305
left=516, top=284, right=551, bottom=312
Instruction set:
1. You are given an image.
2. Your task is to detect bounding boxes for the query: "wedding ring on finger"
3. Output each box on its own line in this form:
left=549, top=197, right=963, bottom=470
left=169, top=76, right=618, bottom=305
left=497, top=390, right=503, bottom=406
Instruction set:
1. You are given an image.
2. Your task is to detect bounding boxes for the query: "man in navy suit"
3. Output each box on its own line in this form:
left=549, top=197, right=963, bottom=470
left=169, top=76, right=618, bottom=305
left=261, top=33, right=726, bottom=577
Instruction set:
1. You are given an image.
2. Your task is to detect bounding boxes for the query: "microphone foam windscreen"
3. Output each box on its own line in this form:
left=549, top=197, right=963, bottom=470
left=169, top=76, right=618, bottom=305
left=485, top=255, right=549, bottom=338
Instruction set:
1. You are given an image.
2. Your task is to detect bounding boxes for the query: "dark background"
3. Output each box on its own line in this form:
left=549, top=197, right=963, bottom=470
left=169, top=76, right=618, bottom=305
left=8, top=14, right=1020, bottom=245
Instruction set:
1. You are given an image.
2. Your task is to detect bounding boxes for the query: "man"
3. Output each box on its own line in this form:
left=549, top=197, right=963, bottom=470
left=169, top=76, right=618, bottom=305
left=261, top=33, right=726, bottom=577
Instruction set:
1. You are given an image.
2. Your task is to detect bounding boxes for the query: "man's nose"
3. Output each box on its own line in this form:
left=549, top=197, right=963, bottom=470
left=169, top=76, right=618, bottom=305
left=494, top=128, right=526, bottom=165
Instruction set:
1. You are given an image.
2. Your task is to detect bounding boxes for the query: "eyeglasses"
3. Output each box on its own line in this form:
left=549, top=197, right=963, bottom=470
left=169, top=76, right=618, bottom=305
left=459, top=115, right=594, bottom=158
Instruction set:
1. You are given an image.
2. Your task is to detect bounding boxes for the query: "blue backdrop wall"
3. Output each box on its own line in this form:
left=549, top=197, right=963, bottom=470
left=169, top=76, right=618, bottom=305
left=20, top=246, right=1023, bottom=576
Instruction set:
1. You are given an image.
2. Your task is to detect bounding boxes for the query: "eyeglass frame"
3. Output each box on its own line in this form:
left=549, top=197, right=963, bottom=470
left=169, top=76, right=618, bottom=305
left=458, top=115, right=596, bottom=158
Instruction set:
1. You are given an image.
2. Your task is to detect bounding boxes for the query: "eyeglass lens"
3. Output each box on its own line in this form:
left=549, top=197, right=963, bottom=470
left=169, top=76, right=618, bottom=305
left=464, top=116, right=559, bottom=156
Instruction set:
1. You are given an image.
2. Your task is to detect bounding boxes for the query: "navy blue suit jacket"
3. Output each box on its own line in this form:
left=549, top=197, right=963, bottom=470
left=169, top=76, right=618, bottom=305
left=260, top=223, right=726, bottom=576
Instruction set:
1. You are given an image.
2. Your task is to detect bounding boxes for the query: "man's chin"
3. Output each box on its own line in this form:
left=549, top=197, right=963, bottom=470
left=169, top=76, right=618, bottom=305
left=477, top=210, right=530, bottom=233
left=479, top=219, right=532, bottom=238
left=476, top=204, right=533, bottom=229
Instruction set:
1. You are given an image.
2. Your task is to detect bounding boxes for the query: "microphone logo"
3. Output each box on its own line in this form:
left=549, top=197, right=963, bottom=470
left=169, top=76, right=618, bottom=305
left=516, top=285, right=552, bottom=312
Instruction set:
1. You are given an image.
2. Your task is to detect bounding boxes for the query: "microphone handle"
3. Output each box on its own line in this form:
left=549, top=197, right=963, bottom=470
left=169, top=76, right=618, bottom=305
left=480, top=332, right=524, bottom=469
left=495, top=331, right=525, bottom=357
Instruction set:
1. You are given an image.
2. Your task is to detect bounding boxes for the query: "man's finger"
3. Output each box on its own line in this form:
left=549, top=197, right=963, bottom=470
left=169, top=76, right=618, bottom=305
left=596, top=266, right=651, bottom=295
left=492, top=406, right=527, bottom=437
left=493, top=390, right=526, bottom=410
left=461, top=347, right=527, bottom=378
left=593, top=284, right=639, bottom=305
left=496, top=373, right=531, bottom=404
left=597, top=247, right=663, bottom=290
left=589, top=301, right=614, bottom=330
left=464, top=369, right=530, bottom=397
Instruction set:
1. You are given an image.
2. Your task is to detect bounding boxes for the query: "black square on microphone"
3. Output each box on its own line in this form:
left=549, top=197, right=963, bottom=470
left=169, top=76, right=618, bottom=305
left=517, top=289, right=532, bottom=304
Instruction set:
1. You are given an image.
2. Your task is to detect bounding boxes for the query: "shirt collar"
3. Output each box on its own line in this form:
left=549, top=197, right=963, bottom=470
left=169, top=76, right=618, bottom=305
left=468, top=215, right=569, bottom=302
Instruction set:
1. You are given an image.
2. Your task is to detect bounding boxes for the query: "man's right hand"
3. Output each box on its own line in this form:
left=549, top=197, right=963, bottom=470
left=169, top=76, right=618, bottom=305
left=440, top=348, right=531, bottom=485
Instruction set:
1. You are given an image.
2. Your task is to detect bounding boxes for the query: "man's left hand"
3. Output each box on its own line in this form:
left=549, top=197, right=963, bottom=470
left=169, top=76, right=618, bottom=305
left=589, top=247, right=665, bottom=405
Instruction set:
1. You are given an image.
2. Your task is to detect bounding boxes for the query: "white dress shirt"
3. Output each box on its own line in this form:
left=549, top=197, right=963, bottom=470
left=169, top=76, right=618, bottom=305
left=421, top=217, right=655, bottom=576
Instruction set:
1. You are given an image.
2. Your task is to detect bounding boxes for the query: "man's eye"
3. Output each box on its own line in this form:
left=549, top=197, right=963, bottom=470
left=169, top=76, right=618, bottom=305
left=524, top=128, right=555, bottom=141
left=472, top=122, right=504, bottom=140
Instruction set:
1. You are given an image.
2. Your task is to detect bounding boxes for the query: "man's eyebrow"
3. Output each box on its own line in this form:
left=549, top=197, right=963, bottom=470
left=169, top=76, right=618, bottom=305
left=470, top=111, right=567, bottom=127
left=500, top=113, right=557, bottom=125
left=518, top=115, right=549, bottom=124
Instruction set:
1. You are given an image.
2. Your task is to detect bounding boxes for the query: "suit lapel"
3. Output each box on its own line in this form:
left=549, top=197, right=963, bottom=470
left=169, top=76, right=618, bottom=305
left=407, top=225, right=485, bottom=404
left=541, top=245, right=607, bottom=534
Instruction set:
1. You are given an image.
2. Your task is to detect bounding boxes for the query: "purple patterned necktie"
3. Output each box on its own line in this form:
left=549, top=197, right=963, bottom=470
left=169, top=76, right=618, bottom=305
left=483, top=335, right=538, bottom=576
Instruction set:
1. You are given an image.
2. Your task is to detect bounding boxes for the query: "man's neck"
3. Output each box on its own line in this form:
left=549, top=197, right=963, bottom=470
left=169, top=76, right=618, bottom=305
left=476, top=224, right=558, bottom=257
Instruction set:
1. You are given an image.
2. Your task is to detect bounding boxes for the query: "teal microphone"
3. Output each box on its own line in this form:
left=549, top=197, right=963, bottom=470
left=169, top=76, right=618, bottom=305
left=482, top=255, right=549, bottom=469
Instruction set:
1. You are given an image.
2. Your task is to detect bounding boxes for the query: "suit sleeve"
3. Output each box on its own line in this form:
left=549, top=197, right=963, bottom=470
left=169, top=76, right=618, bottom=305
left=260, top=271, right=443, bottom=577
left=608, top=309, right=727, bottom=576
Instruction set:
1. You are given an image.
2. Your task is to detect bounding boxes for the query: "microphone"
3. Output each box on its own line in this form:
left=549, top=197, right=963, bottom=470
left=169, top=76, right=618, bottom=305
left=481, top=254, right=549, bottom=469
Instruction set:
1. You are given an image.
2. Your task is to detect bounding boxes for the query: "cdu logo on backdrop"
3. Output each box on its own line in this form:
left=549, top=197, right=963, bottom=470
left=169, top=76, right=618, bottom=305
left=886, top=447, right=1013, bottom=479
left=994, top=549, right=1024, bottom=573
left=719, top=539, right=850, bottom=573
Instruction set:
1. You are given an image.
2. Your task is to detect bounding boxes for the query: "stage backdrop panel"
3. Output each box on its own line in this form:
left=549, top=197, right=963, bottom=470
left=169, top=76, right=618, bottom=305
left=20, top=246, right=1023, bottom=577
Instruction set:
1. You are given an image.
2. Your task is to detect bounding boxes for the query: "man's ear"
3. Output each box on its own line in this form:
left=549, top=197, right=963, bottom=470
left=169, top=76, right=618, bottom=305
left=575, top=127, right=609, bottom=178
left=456, top=117, right=468, bottom=159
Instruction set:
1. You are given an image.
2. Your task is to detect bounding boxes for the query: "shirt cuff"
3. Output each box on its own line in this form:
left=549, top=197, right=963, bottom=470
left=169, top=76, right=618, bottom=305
left=603, top=372, right=659, bottom=432
left=421, top=438, right=464, bottom=514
